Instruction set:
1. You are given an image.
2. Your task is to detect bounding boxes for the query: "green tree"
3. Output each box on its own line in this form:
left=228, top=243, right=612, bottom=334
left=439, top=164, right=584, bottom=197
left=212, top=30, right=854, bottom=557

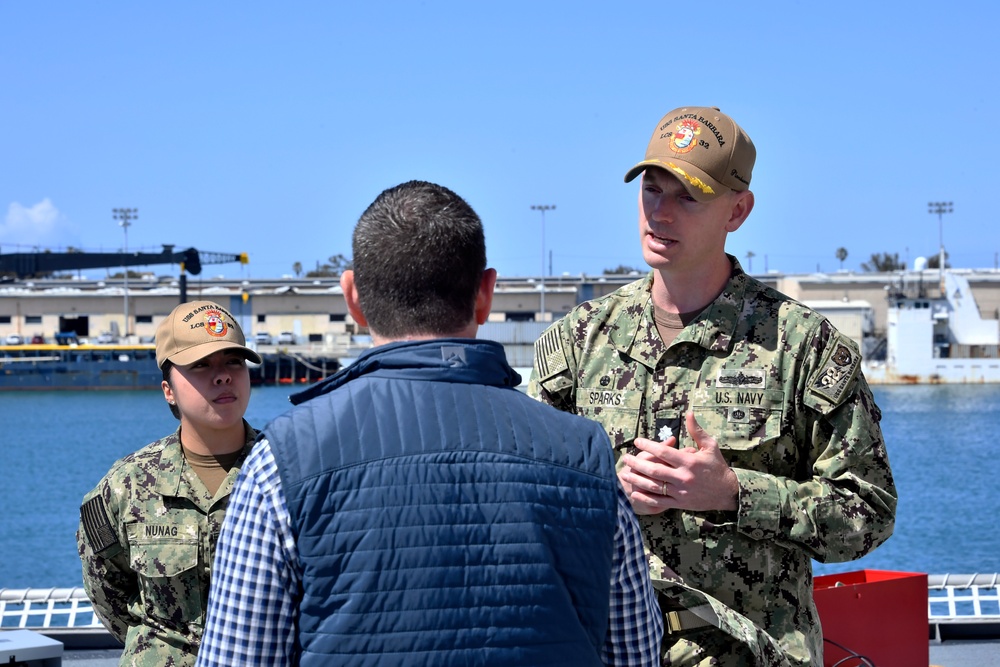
left=861, top=252, right=905, bottom=272
left=306, top=253, right=353, bottom=278
left=110, top=270, right=144, bottom=279
left=292, top=262, right=303, bottom=278
left=603, top=264, right=642, bottom=275
left=835, top=247, right=848, bottom=269
left=926, top=252, right=950, bottom=269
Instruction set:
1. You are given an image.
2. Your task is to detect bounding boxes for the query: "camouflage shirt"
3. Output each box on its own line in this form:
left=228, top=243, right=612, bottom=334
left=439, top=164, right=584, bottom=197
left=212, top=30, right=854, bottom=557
left=528, top=260, right=897, bottom=666
left=77, top=422, right=257, bottom=667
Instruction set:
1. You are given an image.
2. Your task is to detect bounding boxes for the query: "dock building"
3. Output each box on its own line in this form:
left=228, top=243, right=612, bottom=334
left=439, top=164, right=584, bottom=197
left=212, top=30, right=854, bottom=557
left=3, top=269, right=1000, bottom=365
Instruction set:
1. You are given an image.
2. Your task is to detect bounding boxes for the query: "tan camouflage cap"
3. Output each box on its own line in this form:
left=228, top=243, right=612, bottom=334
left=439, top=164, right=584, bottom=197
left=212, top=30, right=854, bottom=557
left=155, top=300, right=262, bottom=369
left=624, top=106, right=755, bottom=202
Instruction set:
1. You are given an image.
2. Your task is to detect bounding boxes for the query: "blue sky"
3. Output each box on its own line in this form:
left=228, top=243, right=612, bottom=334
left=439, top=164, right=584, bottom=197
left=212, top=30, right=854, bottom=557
left=1, top=2, right=997, bottom=280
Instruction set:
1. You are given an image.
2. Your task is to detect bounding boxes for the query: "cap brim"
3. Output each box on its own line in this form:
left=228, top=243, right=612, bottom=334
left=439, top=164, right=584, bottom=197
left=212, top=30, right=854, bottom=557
left=623, top=159, right=727, bottom=203
left=162, top=341, right=263, bottom=368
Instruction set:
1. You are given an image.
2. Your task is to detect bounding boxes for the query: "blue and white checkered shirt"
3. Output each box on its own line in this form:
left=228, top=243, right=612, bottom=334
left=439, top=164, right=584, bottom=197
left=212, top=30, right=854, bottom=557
left=197, top=439, right=662, bottom=666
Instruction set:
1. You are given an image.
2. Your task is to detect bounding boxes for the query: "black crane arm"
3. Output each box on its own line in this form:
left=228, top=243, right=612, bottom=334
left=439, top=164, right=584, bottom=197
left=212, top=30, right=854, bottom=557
left=0, top=246, right=248, bottom=279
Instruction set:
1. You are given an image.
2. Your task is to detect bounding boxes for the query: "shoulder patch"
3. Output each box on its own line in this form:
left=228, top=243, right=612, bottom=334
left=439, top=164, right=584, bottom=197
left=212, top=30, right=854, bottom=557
left=81, top=495, right=119, bottom=554
left=534, top=326, right=569, bottom=382
left=809, top=334, right=861, bottom=406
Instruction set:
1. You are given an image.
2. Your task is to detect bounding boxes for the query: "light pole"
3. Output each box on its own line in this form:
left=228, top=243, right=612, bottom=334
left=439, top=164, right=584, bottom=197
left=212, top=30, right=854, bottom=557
left=112, top=207, right=138, bottom=337
left=928, top=201, right=952, bottom=291
left=530, top=204, right=555, bottom=321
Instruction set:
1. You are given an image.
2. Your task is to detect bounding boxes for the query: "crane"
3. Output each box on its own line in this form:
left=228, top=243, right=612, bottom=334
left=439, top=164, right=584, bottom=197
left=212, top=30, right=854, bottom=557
left=0, top=245, right=249, bottom=303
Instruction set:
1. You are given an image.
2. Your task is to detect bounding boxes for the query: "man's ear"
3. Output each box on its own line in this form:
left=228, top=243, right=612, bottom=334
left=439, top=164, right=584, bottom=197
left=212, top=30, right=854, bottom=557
left=340, top=270, right=368, bottom=327
left=474, top=268, right=497, bottom=325
left=725, top=190, right=755, bottom=233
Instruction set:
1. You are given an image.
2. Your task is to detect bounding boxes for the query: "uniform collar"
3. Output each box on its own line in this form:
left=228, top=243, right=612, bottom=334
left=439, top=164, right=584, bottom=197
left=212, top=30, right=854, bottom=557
left=150, top=429, right=187, bottom=498
left=607, top=274, right=659, bottom=361
left=152, top=421, right=256, bottom=499
left=676, top=255, right=747, bottom=353
left=609, top=256, right=748, bottom=366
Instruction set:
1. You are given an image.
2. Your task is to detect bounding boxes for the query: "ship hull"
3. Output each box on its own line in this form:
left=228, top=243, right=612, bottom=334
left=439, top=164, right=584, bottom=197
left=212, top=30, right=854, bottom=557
left=0, top=345, right=162, bottom=391
left=863, top=360, right=1000, bottom=384
left=0, top=345, right=340, bottom=390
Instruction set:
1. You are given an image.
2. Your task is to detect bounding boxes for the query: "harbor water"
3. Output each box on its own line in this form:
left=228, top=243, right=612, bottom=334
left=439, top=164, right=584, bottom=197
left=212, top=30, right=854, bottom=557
left=1, top=384, right=999, bottom=589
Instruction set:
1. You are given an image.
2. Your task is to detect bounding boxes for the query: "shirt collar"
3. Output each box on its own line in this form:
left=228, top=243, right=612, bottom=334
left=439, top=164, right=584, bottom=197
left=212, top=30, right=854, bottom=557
left=609, top=256, right=748, bottom=365
left=677, top=255, right=747, bottom=353
left=153, top=421, right=256, bottom=498
left=289, top=338, right=520, bottom=406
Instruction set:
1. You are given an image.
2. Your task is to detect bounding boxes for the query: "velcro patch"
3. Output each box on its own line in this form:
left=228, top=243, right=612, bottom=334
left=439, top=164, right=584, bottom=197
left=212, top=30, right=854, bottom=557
left=440, top=345, right=467, bottom=366
left=716, top=368, right=766, bottom=389
left=809, top=335, right=861, bottom=406
left=534, top=327, right=568, bottom=381
left=727, top=406, right=751, bottom=425
left=81, top=496, right=119, bottom=554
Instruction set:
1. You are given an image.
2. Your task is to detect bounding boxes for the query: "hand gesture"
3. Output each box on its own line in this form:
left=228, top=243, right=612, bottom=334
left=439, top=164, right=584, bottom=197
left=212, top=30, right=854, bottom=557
left=618, top=411, right=739, bottom=514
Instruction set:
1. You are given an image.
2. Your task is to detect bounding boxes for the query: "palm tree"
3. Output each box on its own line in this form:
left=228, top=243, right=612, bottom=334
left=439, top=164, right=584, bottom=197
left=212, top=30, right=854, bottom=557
left=292, top=262, right=303, bottom=278
left=835, top=247, right=848, bottom=270
left=304, top=253, right=354, bottom=278
left=861, top=252, right=904, bottom=272
left=745, top=251, right=755, bottom=273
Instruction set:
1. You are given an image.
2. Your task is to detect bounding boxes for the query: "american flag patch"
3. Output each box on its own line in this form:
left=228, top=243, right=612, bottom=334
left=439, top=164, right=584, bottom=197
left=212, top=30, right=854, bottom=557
left=535, top=327, right=568, bottom=380
left=81, top=495, right=119, bottom=554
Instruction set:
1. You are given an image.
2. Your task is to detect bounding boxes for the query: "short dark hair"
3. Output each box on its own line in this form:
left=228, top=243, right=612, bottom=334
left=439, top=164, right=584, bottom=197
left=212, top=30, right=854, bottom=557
left=352, top=180, right=486, bottom=338
left=161, top=361, right=181, bottom=420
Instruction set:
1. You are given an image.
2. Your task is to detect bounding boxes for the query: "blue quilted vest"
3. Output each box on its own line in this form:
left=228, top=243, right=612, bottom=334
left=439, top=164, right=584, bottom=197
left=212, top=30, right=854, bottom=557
left=267, top=339, right=619, bottom=666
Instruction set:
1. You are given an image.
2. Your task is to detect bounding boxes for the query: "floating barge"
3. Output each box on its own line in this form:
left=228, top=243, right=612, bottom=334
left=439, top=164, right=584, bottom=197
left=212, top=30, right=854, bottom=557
left=0, top=343, right=340, bottom=391
left=862, top=271, right=1000, bottom=383
left=0, top=344, right=161, bottom=390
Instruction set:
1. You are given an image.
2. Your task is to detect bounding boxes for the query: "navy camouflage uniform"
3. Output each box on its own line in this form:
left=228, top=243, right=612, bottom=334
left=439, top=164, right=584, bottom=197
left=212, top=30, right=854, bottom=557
left=529, top=258, right=897, bottom=666
left=77, top=422, right=257, bottom=667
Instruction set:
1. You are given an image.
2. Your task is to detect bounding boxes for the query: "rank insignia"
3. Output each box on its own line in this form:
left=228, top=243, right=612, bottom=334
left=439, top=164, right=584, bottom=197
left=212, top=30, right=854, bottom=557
left=653, top=415, right=682, bottom=445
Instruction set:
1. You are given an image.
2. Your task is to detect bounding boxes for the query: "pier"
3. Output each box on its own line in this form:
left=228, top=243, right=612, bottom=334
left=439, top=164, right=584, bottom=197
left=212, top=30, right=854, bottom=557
left=250, top=350, right=341, bottom=386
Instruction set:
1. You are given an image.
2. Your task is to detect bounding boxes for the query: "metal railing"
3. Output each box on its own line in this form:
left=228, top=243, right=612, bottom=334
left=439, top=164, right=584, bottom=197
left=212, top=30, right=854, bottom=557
left=928, top=573, right=1000, bottom=641
left=3, top=575, right=999, bottom=638
left=0, top=587, right=103, bottom=631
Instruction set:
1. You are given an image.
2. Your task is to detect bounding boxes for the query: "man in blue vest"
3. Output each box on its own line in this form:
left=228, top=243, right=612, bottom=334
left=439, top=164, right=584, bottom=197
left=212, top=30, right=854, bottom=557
left=197, top=180, right=663, bottom=666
